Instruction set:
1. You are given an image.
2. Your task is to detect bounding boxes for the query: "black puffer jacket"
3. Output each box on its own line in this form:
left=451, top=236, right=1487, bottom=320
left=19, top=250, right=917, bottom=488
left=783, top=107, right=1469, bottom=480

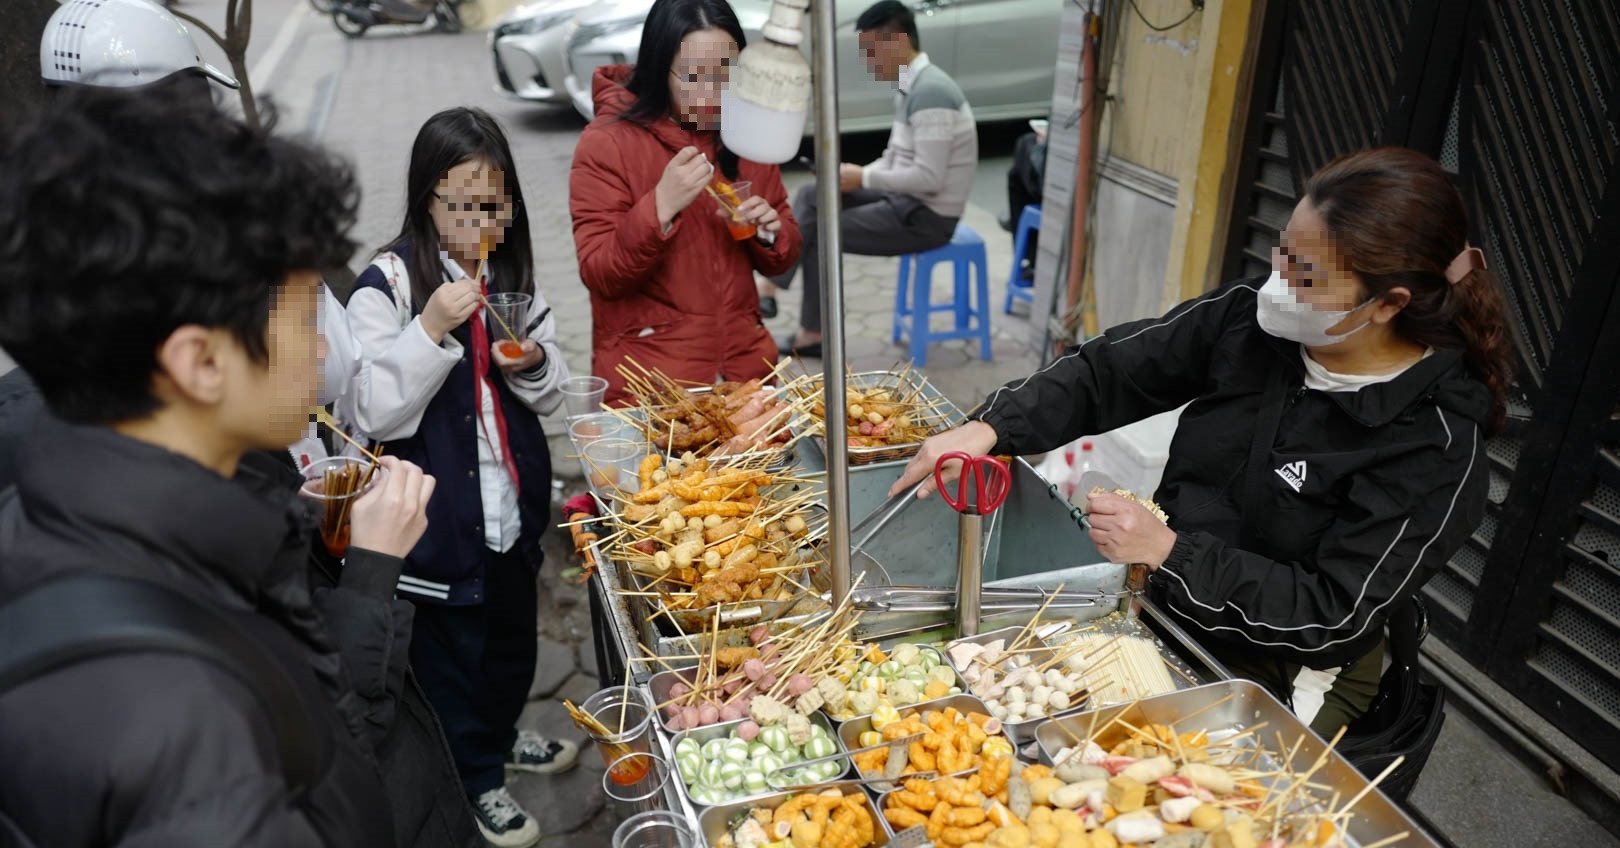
left=975, top=280, right=1490, bottom=669
left=0, top=426, right=393, bottom=847
left=239, top=451, right=482, bottom=848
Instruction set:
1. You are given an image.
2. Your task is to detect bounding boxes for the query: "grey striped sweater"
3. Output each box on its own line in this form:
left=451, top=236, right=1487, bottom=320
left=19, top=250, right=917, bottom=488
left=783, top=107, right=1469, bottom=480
left=862, top=53, right=979, bottom=219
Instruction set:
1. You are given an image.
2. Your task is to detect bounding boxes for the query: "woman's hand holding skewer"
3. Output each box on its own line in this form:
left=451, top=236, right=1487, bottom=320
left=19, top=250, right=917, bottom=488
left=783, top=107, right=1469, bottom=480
left=350, top=456, right=435, bottom=558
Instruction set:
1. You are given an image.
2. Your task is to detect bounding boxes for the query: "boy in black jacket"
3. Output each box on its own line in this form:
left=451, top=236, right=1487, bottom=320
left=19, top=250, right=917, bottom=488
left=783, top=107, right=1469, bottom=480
left=0, top=80, right=433, bottom=845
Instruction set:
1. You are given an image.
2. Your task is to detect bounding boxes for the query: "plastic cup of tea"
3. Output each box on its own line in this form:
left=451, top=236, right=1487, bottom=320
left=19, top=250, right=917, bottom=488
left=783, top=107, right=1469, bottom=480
left=568, top=413, right=631, bottom=450
left=561, top=375, right=610, bottom=417
left=580, top=685, right=654, bottom=769
left=602, top=751, right=673, bottom=821
left=715, top=180, right=757, bottom=241
left=298, top=456, right=384, bottom=558
left=485, top=292, right=531, bottom=352
left=612, top=810, right=695, bottom=848
left=583, top=438, right=642, bottom=493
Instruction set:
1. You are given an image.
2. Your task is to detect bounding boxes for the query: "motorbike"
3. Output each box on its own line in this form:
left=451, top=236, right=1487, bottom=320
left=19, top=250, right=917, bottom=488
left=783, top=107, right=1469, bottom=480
left=330, top=0, right=475, bottom=37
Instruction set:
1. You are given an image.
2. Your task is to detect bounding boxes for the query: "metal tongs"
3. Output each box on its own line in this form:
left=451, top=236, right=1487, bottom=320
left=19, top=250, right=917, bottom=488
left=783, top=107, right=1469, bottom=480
left=848, top=584, right=1129, bottom=613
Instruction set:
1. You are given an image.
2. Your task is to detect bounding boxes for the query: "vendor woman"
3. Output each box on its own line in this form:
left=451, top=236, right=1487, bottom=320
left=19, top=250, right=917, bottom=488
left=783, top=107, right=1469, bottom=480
left=893, top=148, right=1510, bottom=734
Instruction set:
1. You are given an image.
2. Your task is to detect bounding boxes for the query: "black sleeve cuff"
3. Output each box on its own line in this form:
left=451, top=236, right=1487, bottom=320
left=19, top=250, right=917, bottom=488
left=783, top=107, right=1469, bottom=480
left=340, top=548, right=407, bottom=598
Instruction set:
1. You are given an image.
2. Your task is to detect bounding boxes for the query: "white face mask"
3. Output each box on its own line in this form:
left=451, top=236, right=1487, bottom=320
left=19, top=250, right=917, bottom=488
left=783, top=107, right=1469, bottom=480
left=1255, top=269, right=1374, bottom=347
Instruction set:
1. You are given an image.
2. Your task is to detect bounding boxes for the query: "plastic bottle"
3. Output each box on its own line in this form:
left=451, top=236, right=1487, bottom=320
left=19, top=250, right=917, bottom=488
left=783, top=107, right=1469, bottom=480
left=1065, top=441, right=1095, bottom=504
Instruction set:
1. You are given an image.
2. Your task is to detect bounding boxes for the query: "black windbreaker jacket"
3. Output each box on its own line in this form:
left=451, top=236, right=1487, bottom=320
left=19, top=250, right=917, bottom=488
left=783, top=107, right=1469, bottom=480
left=974, top=279, right=1491, bottom=670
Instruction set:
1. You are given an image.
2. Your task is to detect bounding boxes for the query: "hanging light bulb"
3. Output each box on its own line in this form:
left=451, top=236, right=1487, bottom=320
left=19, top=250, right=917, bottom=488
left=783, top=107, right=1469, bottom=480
left=720, top=0, right=812, bottom=164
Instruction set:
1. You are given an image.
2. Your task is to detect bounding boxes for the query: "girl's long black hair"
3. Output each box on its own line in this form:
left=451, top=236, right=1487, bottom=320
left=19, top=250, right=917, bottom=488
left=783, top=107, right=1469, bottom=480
left=621, top=0, right=746, bottom=180
left=387, top=107, right=535, bottom=311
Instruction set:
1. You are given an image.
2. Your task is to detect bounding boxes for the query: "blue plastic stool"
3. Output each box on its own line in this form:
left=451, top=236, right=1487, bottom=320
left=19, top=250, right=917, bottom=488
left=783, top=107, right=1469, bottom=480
left=1003, top=205, right=1041, bottom=313
left=891, top=224, right=993, bottom=367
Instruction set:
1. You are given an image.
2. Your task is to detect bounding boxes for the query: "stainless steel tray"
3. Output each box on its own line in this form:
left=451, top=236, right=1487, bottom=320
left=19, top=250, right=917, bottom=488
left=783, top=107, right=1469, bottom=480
left=793, top=370, right=963, bottom=467
left=1033, top=680, right=1441, bottom=848
left=943, top=625, right=1094, bottom=744
left=669, top=712, right=846, bottom=810
left=697, top=784, right=893, bottom=847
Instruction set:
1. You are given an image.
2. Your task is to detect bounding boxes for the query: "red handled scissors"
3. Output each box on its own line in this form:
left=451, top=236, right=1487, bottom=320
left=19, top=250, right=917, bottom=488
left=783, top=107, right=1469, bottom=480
left=933, top=451, right=1012, bottom=516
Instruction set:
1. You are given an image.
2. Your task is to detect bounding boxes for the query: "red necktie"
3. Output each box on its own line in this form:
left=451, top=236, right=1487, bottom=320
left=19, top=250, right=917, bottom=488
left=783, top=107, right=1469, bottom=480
left=470, top=275, right=521, bottom=492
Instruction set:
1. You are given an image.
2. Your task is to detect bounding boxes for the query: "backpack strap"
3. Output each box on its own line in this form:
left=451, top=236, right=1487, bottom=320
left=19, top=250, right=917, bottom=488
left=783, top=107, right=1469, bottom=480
left=0, top=573, right=322, bottom=794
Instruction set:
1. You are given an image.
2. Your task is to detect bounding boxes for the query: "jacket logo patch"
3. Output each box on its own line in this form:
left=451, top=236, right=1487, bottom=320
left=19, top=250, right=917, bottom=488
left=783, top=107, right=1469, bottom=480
left=1275, top=460, right=1307, bottom=493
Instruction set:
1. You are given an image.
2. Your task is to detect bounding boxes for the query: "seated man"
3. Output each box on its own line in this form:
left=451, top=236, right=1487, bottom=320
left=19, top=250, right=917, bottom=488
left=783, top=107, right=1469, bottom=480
left=763, top=0, right=978, bottom=357
left=0, top=80, right=398, bottom=845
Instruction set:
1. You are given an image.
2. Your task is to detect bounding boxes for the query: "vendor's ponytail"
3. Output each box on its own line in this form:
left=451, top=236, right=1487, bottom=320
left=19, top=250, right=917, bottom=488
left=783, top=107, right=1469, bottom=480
left=1447, top=265, right=1515, bottom=434
left=1305, top=148, right=1515, bottom=435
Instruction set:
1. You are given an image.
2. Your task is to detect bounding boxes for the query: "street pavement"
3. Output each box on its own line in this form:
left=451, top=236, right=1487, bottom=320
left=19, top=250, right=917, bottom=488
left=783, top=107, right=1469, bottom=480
left=244, top=3, right=1620, bottom=845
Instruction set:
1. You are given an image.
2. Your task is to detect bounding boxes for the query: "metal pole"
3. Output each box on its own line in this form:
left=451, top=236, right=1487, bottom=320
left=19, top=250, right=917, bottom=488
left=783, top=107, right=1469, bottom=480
left=811, top=0, right=852, bottom=603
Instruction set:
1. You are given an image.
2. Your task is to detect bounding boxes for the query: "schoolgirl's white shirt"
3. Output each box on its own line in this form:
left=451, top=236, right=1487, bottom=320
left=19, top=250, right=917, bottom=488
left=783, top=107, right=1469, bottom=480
left=346, top=251, right=569, bottom=554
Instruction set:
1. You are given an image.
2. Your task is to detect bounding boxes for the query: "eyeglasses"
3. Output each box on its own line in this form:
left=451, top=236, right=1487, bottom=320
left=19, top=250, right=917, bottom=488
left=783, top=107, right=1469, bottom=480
left=669, top=68, right=731, bottom=88
left=432, top=192, right=515, bottom=216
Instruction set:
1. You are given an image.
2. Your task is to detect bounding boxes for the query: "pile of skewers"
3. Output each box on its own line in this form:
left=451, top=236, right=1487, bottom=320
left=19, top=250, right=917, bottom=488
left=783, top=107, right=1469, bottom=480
left=601, top=454, right=824, bottom=617
left=790, top=364, right=956, bottom=452
left=612, top=358, right=816, bottom=458
left=872, top=691, right=1410, bottom=848
left=641, top=589, right=868, bottom=732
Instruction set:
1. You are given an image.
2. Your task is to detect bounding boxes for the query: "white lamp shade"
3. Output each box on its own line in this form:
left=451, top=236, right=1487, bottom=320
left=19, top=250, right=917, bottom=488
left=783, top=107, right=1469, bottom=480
left=721, top=90, right=808, bottom=164
left=719, top=1, right=811, bottom=165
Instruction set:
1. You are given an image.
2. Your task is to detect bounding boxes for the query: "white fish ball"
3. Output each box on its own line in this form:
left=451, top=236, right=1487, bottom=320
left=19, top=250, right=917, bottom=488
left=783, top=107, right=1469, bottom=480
left=1048, top=690, right=1070, bottom=710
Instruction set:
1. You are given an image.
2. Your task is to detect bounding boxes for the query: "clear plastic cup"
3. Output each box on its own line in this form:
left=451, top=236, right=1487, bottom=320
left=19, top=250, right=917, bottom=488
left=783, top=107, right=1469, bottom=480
left=583, top=438, right=643, bottom=493
left=485, top=292, right=531, bottom=357
left=568, top=413, right=632, bottom=449
left=561, top=375, right=610, bottom=417
left=713, top=180, right=756, bottom=241
left=612, top=810, right=695, bottom=848
left=602, top=751, right=673, bottom=821
left=298, top=456, right=384, bottom=558
left=580, top=685, right=654, bottom=770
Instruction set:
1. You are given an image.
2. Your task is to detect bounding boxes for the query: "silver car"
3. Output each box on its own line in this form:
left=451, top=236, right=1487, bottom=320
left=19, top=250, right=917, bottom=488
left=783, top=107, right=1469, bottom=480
left=560, top=0, right=1061, bottom=132
left=489, top=0, right=603, bottom=104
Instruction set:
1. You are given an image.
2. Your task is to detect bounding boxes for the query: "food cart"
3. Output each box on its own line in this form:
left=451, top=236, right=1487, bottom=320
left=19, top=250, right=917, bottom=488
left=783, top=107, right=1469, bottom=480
left=563, top=387, right=1441, bottom=848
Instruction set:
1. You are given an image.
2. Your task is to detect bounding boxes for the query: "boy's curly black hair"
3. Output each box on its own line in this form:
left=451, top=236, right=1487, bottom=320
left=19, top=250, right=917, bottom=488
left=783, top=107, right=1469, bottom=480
left=0, top=77, right=360, bottom=425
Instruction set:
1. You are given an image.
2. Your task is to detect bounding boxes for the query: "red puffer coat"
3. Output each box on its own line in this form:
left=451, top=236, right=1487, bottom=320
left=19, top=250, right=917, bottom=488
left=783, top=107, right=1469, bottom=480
left=569, top=65, right=803, bottom=406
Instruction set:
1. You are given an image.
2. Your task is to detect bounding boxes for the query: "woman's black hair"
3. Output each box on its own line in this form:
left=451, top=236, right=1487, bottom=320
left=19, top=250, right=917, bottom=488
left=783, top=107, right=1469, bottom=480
left=622, top=0, right=746, bottom=180
left=388, top=107, right=535, bottom=311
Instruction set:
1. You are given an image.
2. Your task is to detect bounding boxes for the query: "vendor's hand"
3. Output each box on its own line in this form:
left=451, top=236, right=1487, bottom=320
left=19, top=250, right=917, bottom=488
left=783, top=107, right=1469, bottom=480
left=492, top=338, right=545, bottom=373
left=887, top=420, right=999, bottom=499
left=838, top=163, right=864, bottom=193
left=421, top=280, right=480, bottom=344
left=736, top=196, right=781, bottom=240
left=349, top=457, right=436, bottom=559
left=1086, top=492, right=1176, bottom=568
left=655, top=146, right=714, bottom=229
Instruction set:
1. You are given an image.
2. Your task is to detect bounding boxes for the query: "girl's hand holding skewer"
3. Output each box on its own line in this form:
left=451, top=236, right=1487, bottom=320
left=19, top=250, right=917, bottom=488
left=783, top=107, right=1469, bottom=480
left=492, top=338, right=545, bottom=373
left=350, top=456, right=436, bottom=558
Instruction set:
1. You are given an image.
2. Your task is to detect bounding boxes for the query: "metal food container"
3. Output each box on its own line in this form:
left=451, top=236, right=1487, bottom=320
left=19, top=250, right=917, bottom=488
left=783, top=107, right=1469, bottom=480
left=669, top=712, right=847, bottom=810
left=835, top=694, right=1012, bottom=786
left=1033, top=680, right=1442, bottom=848
left=942, top=625, right=1094, bottom=744
left=697, top=784, right=892, bottom=847
left=796, top=370, right=963, bottom=467
left=821, top=644, right=967, bottom=724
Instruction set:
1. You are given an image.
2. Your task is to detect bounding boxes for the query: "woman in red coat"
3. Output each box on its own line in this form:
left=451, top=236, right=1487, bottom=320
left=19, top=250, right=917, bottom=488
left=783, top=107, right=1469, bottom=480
left=569, top=0, right=803, bottom=406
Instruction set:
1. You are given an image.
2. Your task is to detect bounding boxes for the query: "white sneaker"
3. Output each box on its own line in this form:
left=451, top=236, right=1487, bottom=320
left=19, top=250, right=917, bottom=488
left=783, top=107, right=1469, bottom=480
left=507, top=730, right=579, bottom=775
left=472, top=786, right=541, bottom=848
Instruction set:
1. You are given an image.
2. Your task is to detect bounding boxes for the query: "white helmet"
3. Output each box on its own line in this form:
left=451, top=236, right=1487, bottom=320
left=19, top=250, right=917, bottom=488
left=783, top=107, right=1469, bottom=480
left=41, top=0, right=240, bottom=90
